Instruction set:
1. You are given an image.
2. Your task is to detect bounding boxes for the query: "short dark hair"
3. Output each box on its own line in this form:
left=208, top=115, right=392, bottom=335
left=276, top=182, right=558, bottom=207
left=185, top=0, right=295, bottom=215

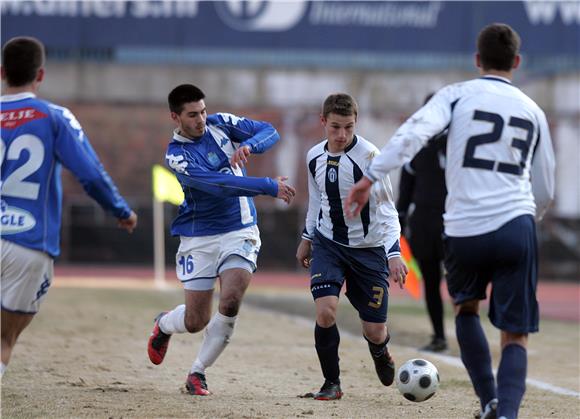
left=322, top=93, right=358, bottom=119
left=168, top=84, right=205, bottom=114
left=2, top=37, right=45, bottom=87
left=477, top=23, right=520, bottom=71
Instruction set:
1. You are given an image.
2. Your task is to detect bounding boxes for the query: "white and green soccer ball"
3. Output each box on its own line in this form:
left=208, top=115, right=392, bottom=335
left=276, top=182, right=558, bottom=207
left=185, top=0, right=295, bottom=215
left=396, top=358, right=440, bottom=402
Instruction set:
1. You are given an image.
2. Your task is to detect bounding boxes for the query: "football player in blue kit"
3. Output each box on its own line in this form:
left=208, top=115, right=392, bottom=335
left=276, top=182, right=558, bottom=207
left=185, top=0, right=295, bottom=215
left=346, top=24, right=555, bottom=419
left=0, top=37, right=138, bottom=376
left=147, top=84, right=296, bottom=395
left=296, top=93, right=408, bottom=400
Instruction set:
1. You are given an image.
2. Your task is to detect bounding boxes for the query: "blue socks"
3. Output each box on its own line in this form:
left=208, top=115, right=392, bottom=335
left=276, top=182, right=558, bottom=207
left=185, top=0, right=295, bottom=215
left=455, top=313, right=497, bottom=409
left=497, top=344, right=527, bottom=419
left=315, top=323, right=340, bottom=383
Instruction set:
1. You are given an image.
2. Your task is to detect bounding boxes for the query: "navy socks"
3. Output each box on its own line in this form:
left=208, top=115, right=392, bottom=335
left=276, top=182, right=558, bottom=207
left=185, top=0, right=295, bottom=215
left=455, top=313, right=497, bottom=408
left=497, top=343, right=527, bottom=419
left=315, top=323, right=340, bottom=383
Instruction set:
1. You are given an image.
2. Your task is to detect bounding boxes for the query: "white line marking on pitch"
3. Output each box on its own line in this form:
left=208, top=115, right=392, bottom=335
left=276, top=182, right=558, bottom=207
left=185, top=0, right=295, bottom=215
left=253, top=305, right=580, bottom=399
left=423, top=352, right=580, bottom=398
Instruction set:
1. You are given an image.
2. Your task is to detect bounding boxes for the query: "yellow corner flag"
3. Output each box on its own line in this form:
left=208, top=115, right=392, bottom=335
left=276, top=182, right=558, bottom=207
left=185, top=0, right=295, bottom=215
left=152, top=164, right=184, bottom=206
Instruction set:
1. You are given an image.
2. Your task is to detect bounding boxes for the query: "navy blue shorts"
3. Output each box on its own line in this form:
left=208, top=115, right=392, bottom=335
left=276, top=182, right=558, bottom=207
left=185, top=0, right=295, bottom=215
left=444, top=215, right=539, bottom=333
left=310, top=231, right=389, bottom=323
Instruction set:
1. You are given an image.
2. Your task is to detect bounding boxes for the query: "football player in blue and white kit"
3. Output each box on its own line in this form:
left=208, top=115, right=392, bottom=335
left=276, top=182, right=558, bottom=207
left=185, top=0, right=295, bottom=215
left=346, top=24, right=555, bottom=419
left=296, top=93, right=408, bottom=400
left=0, top=37, right=138, bottom=376
left=147, top=84, right=295, bottom=395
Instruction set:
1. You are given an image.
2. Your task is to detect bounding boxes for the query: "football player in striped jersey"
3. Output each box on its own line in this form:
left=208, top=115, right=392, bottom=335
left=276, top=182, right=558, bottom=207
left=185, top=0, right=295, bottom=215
left=296, top=93, right=407, bottom=400
left=346, top=24, right=555, bottom=419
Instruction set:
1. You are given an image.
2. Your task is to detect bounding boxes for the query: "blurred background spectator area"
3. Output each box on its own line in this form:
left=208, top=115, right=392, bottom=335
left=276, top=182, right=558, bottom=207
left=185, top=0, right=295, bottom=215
left=2, top=1, right=578, bottom=278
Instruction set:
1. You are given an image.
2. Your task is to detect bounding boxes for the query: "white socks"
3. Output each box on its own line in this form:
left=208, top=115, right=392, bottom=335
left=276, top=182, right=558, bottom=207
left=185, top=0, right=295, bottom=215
left=158, top=304, right=187, bottom=334
left=191, top=312, right=237, bottom=374
left=157, top=306, right=237, bottom=374
left=0, top=362, right=5, bottom=376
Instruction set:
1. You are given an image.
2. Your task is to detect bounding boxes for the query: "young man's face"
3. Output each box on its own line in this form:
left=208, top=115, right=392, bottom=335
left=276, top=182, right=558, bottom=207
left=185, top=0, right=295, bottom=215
left=322, top=112, right=356, bottom=153
left=171, top=100, right=207, bottom=139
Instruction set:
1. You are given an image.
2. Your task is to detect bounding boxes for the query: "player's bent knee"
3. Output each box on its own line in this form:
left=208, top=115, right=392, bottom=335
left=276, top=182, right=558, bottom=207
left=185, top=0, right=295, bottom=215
left=454, top=300, right=479, bottom=316
left=316, top=309, right=337, bottom=328
left=501, top=331, right=528, bottom=349
left=184, top=316, right=209, bottom=333
left=218, top=298, right=242, bottom=317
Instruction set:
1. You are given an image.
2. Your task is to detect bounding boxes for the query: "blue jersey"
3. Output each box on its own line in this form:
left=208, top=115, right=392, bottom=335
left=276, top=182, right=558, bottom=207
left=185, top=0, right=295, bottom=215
left=166, top=113, right=279, bottom=237
left=1, top=93, right=132, bottom=257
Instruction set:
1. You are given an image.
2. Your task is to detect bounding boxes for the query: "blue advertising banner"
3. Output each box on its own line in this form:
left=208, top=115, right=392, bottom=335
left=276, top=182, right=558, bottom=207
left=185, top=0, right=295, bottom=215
left=2, top=1, right=579, bottom=70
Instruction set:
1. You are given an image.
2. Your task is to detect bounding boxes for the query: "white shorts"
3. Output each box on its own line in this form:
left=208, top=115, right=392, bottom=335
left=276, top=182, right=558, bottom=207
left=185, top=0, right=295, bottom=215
left=176, top=225, right=261, bottom=291
left=1, top=240, right=54, bottom=314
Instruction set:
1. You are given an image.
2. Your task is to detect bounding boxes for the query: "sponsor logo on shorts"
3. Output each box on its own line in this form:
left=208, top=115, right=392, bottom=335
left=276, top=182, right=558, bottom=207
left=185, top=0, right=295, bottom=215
left=0, top=201, right=36, bottom=234
left=32, top=274, right=51, bottom=303
left=311, top=283, right=332, bottom=292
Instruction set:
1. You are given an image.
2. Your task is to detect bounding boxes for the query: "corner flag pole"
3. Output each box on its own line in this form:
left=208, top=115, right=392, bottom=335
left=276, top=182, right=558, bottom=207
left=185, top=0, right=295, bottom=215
left=152, top=165, right=185, bottom=289
left=152, top=196, right=166, bottom=288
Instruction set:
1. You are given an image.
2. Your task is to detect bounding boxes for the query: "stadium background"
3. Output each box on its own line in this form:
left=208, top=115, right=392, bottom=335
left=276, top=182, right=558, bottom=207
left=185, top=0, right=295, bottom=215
left=2, top=0, right=579, bottom=279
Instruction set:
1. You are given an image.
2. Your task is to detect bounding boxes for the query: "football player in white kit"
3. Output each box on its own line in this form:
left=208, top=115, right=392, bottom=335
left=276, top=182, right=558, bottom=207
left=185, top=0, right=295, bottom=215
left=296, top=93, right=408, bottom=400
left=346, top=24, right=555, bottom=419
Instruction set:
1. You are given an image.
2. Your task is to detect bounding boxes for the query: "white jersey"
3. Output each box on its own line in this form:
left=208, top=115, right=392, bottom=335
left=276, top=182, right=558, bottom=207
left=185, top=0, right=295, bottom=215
left=303, top=135, right=401, bottom=256
left=367, top=76, right=555, bottom=237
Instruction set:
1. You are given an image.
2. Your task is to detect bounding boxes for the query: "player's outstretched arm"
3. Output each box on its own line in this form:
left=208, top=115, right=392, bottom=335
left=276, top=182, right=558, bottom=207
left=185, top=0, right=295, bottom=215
left=275, top=176, right=296, bottom=205
left=117, top=211, right=138, bottom=233
left=344, top=176, right=373, bottom=218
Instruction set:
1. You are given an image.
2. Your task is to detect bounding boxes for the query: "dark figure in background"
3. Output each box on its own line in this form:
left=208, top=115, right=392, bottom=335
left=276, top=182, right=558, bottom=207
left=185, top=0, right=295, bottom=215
left=397, top=93, right=448, bottom=352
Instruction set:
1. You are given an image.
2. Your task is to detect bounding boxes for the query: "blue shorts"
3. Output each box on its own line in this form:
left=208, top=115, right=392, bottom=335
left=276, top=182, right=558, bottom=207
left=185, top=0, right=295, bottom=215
left=310, top=231, right=389, bottom=323
left=444, top=215, right=539, bottom=334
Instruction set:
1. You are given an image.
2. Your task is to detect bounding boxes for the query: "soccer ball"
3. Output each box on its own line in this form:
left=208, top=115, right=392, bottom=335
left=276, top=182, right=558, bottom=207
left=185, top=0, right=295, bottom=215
left=396, top=358, right=439, bottom=402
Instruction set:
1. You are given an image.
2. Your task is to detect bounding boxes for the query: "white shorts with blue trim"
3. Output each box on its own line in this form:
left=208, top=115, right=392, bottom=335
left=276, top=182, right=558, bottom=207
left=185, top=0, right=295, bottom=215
left=1, top=240, right=54, bottom=314
left=176, top=225, right=261, bottom=291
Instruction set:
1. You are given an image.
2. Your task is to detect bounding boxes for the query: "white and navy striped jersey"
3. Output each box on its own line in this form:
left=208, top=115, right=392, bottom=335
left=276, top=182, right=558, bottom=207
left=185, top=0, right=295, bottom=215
left=303, top=135, right=401, bottom=258
left=367, top=76, right=555, bottom=237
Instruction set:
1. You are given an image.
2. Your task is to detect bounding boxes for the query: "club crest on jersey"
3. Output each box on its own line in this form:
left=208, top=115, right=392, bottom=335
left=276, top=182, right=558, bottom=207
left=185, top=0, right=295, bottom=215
left=0, top=201, right=36, bottom=234
left=207, top=152, right=220, bottom=167
left=327, top=167, right=338, bottom=183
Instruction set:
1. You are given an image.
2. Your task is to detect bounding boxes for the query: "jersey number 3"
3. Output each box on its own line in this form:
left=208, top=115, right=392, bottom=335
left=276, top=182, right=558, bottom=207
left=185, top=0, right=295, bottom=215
left=463, top=110, right=534, bottom=176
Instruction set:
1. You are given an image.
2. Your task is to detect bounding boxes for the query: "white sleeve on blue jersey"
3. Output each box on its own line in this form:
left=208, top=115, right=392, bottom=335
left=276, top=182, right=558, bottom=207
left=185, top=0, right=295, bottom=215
left=530, top=110, right=556, bottom=220
left=50, top=104, right=131, bottom=219
left=212, top=113, right=280, bottom=154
